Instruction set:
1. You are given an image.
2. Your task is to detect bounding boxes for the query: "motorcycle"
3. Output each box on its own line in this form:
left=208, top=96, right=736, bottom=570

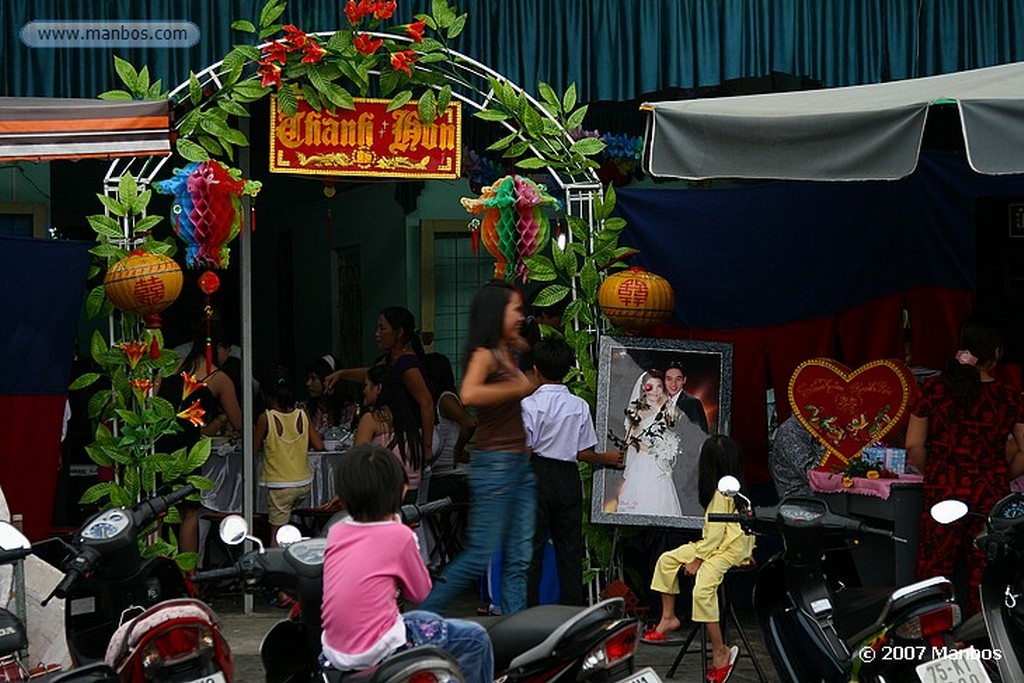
left=710, top=475, right=969, bottom=683
left=931, top=493, right=1024, bottom=682
left=42, top=485, right=233, bottom=683
left=194, top=498, right=643, bottom=683
left=0, top=519, right=119, bottom=682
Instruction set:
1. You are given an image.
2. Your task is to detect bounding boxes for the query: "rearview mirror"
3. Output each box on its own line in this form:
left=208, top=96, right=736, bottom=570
left=219, top=515, right=249, bottom=546
left=717, top=475, right=741, bottom=497
left=0, top=521, right=29, bottom=552
left=930, top=500, right=969, bottom=525
left=276, top=525, right=302, bottom=546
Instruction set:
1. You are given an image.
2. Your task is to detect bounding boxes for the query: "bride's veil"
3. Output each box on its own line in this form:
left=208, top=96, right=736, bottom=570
left=622, top=370, right=649, bottom=432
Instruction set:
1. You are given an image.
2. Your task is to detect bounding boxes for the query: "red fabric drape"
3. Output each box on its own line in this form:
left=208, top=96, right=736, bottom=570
left=905, top=287, right=974, bottom=369
left=837, top=293, right=906, bottom=368
left=0, top=395, right=63, bottom=540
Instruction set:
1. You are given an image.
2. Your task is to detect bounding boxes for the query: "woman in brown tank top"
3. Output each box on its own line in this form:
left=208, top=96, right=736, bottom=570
left=421, top=280, right=537, bottom=616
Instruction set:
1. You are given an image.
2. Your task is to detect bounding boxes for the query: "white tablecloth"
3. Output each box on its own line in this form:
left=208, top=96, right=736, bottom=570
left=201, top=448, right=343, bottom=513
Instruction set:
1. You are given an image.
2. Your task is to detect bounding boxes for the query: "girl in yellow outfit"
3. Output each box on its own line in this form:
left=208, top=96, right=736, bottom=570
left=646, top=436, right=754, bottom=683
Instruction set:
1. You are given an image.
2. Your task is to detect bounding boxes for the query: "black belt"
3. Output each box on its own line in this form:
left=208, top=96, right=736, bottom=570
left=532, top=454, right=578, bottom=467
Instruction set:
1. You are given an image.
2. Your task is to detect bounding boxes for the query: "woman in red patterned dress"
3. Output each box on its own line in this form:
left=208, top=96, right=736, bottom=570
left=906, top=317, right=1024, bottom=614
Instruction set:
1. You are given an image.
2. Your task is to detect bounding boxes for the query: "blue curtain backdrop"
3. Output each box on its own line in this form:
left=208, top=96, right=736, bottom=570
left=615, top=150, right=1024, bottom=330
left=3, top=0, right=1024, bottom=100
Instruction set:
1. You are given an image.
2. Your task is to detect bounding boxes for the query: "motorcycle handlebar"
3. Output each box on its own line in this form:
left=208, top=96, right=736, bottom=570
left=131, top=484, right=197, bottom=527
left=707, top=513, right=744, bottom=524
left=192, top=565, right=243, bottom=583
left=400, top=497, right=452, bottom=525
left=0, top=548, right=30, bottom=565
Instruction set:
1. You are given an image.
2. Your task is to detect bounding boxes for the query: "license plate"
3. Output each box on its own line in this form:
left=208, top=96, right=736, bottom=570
left=615, top=667, right=662, bottom=683
left=915, top=650, right=992, bottom=683
left=183, top=672, right=227, bottom=683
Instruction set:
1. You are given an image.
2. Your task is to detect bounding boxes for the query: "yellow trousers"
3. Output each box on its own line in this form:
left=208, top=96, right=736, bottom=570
left=649, top=543, right=737, bottom=623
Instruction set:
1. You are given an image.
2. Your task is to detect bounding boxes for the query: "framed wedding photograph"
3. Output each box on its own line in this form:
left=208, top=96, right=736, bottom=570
left=591, top=336, right=734, bottom=529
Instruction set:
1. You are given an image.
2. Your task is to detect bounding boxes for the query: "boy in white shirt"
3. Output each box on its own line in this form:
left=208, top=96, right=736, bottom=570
left=521, top=339, right=623, bottom=606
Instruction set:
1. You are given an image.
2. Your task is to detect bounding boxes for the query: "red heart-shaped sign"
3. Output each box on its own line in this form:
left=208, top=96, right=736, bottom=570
left=788, top=358, right=915, bottom=470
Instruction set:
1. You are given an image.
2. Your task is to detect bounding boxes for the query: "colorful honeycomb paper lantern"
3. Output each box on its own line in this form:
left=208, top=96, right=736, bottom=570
left=103, top=250, right=183, bottom=328
left=598, top=267, right=675, bottom=332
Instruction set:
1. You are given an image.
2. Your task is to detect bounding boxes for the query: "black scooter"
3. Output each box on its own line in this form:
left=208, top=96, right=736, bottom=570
left=931, top=493, right=1024, bottom=682
left=194, top=499, right=642, bottom=683
left=0, top=519, right=118, bottom=682
left=710, top=476, right=967, bottom=683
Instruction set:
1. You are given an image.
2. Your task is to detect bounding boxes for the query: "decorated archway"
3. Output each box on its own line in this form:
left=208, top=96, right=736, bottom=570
left=75, top=0, right=637, bottom=579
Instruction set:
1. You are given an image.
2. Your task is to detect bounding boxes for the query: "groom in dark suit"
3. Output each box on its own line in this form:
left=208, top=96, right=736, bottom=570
left=664, top=361, right=708, bottom=432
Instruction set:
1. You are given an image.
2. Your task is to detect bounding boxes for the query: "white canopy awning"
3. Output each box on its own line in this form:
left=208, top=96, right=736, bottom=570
left=642, top=61, right=1024, bottom=181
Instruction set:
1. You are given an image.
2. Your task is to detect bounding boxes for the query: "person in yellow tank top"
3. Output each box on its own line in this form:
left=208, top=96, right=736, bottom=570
left=254, top=367, right=324, bottom=546
left=644, top=435, right=755, bottom=683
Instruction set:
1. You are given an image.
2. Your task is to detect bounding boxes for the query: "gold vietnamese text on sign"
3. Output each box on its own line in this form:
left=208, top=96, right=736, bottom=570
left=269, top=96, right=462, bottom=179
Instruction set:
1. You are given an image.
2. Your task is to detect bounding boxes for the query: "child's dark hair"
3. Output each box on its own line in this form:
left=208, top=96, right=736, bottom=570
left=697, top=435, right=745, bottom=509
left=942, top=316, right=1005, bottom=412
left=333, top=444, right=405, bottom=521
left=305, top=354, right=351, bottom=426
left=530, top=338, right=574, bottom=382
left=262, top=366, right=295, bottom=410
left=464, top=280, right=519, bottom=361
left=365, top=364, right=423, bottom=471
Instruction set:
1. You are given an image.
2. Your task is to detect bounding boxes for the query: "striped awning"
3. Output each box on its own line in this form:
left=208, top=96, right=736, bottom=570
left=0, top=97, right=170, bottom=162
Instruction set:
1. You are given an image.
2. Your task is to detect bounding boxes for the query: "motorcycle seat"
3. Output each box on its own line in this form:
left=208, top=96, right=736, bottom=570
left=469, top=604, right=584, bottom=672
left=104, top=598, right=221, bottom=666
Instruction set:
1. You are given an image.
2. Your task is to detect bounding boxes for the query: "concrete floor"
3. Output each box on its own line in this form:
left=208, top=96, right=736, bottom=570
left=209, top=590, right=780, bottom=682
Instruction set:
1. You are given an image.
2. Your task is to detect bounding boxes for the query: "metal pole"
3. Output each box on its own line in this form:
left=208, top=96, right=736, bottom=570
left=11, top=514, right=26, bottom=667
left=239, top=117, right=254, bottom=615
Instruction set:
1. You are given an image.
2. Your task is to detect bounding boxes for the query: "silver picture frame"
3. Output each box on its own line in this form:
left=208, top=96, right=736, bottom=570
left=592, top=336, right=734, bottom=529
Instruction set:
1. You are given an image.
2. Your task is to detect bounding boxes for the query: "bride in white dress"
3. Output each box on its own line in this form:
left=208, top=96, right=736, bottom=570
left=615, top=369, right=683, bottom=517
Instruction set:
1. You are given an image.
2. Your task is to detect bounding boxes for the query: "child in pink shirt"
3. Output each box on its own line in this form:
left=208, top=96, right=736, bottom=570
left=321, top=444, right=493, bottom=683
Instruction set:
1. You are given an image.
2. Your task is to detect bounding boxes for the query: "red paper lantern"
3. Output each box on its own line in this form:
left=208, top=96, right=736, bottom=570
left=103, top=251, right=183, bottom=328
left=598, top=267, right=675, bottom=332
left=198, top=270, right=221, bottom=295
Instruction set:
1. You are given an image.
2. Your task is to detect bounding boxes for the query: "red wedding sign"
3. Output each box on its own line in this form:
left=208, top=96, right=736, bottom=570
left=269, top=96, right=462, bottom=179
left=788, top=358, right=916, bottom=470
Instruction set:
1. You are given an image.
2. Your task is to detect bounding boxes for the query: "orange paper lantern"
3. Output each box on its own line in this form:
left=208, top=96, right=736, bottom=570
left=103, top=250, right=183, bottom=328
left=598, top=267, right=675, bottom=331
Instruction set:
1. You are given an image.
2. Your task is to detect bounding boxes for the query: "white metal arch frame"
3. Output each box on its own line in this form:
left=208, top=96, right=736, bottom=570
left=101, top=35, right=604, bottom=600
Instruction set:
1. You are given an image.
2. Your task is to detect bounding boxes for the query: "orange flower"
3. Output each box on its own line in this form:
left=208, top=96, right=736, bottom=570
left=181, top=372, right=206, bottom=400
left=390, top=50, right=417, bottom=75
left=177, top=399, right=206, bottom=427
left=257, top=61, right=282, bottom=89
left=129, top=378, right=154, bottom=395
left=373, top=0, right=397, bottom=20
left=301, top=39, right=326, bottom=64
left=866, top=470, right=880, bottom=479
left=354, top=33, right=383, bottom=56
left=344, top=0, right=375, bottom=25
left=282, top=25, right=307, bottom=48
left=120, top=341, right=148, bottom=369
left=406, top=19, right=426, bottom=43
left=841, top=476, right=854, bottom=488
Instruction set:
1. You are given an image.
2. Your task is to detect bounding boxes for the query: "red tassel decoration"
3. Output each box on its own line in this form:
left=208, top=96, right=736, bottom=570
left=149, top=336, right=161, bottom=360
left=250, top=204, right=257, bottom=233
left=470, top=225, right=480, bottom=254
left=205, top=339, right=214, bottom=376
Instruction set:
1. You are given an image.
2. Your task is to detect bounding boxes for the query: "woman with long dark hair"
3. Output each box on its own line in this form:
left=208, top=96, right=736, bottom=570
left=421, top=280, right=536, bottom=615
left=907, top=316, right=1024, bottom=615
left=353, top=364, right=424, bottom=498
left=300, top=354, right=357, bottom=434
left=323, top=307, right=434, bottom=464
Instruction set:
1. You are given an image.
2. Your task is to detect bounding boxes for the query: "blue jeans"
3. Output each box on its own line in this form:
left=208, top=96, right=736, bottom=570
left=403, top=611, right=493, bottom=683
left=421, top=450, right=536, bottom=615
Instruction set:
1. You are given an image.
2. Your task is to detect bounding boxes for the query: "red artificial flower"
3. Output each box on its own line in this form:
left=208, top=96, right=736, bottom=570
left=390, top=49, right=417, bottom=75
left=177, top=399, right=206, bottom=427
left=129, top=378, right=154, bottom=395
left=180, top=371, right=207, bottom=400
left=258, top=60, right=282, bottom=88
left=344, top=0, right=375, bottom=25
left=262, top=39, right=290, bottom=64
left=373, top=0, right=397, bottom=20
left=120, top=340, right=148, bottom=369
left=354, top=32, right=383, bottom=56
left=406, top=18, right=426, bottom=43
left=301, top=39, right=326, bottom=64
left=282, top=25, right=307, bottom=48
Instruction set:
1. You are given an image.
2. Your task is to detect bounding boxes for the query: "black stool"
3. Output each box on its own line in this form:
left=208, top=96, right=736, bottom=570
left=666, top=563, right=769, bottom=682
